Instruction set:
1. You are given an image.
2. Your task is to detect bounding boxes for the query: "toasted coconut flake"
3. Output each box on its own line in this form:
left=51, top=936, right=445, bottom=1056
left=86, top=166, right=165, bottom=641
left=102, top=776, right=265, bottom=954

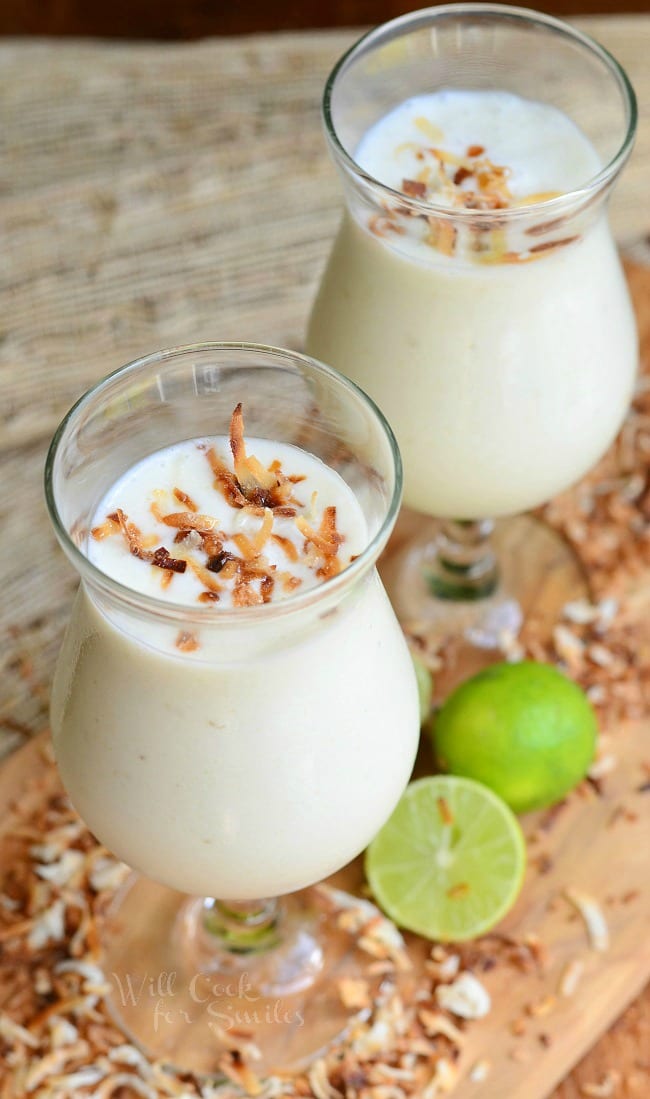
left=27, top=898, right=66, bottom=949
left=155, top=507, right=219, bottom=533
left=435, top=953, right=461, bottom=982
left=553, top=624, right=585, bottom=667
left=48, top=1015, right=80, bottom=1048
left=580, top=1072, right=622, bottom=1097
left=172, top=487, right=198, bottom=511
left=435, top=974, right=491, bottom=1019
left=525, top=994, right=556, bottom=1018
left=91, top=1073, right=159, bottom=1099
left=175, top=630, right=199, bottom=653
left=565, top=888, right=609, bottom=952
left=88, top=857, right=127, bottom=893
left=0, top=1013, right=40, bottom=1049
left=563, top=599, right=601, bottom=625
left=338, top=978, right=372, bottom=1011
left=35, top=849, right=85, bottom=887
left=559, top=958, right=585, bottom=997
left=50, top=1066, right=107, bottom=1088
left=198, top=590, right=220, bottom=603
left=218, top=1050, right=263, bottom=1095
left=109, top=508, right=153, bottom=560
left=422, top=1057, right=459, bottom=1097
left=308, top=1059, right=343, bottom=1099
left=403, top=178, right=427, bottom=198
left=296, top=506, right=343, bottom=558
left=91, top=516, right=120, bottom=541
left=185, top=558, right=223, bottom=593
left=271, top=532, right=299, bottom=562
left=469, top=1059, right=492, bottom=1083
left=588, top=753, right=618, bottom=780
left=24, top=1039, right=90, bottom=1091
left=206, top=445, right=253, bottom=510
left=150, top=547, right=187, bottom=573
left=418, top=1009, right=465, bottom=1046
left=230, top=404, right=277, bottom=495
left=232, top=508, right=274, bottom=560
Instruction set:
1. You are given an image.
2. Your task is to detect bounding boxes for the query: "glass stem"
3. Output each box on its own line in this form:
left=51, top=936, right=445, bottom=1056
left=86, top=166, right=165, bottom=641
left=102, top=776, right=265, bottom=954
left=428, top=519, right=499, bottom=601
left=201, top=897, right=282, bottom=954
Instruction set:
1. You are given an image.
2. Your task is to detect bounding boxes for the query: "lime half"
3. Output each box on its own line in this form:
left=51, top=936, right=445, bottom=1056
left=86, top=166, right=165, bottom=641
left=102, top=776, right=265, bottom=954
left=366, top=776, right=526, bottom=942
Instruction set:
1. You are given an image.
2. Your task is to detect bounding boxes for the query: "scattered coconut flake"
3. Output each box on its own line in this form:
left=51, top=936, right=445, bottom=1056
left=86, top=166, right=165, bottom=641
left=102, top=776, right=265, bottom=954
left=89, top=856, right=131, bottom=892
left=29, top=841, right=63, bottom=864
left=24, top=1040, right=90, bottom=1091
left=47, top=1015, right=80, bottom=1047
left=565, top=889, right=610, bottom=952
left=0, top=1012, right=41, bottom=1048
left=580, top=1070, right=622, bottom=1097
left=337, top=977, right=372, bottom=1011
left=27, top=897, right=66, bottom=949
left=318, top=884, right=411, bottom=971
left=92, top=1072, right=160, bottom=1098
left=435, top=973, right=491, bottom=1019
left=588, top=753, right=618, bottom=780
left=588, top=643, right=616, bottom=669
left=559, top=958, right=585, bottom=997
left=525, top=994, right=556, bottom=1018
left=469, top=1059, right=492, bottom=1083
left=52, top=1066, right=107, bottom=1088
left=563, top=599, right=601, bottom=625
left=35, top=848, right=85, bottom=886
left=308, top=1059, right=343, bottom=1099
left=418, top=1009, right=465, bottom=1045
left=422, top=1057, right=459, bottom=1097
left=553, top=624, right=585, bottom=667
left=437, top=953, right=461, bottom=981
left=108, top=1043, right=154, bottom=1073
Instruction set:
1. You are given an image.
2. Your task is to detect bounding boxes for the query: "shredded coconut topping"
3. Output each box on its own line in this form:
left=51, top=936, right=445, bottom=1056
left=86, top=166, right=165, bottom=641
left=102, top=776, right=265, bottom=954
left=90, top=405, right=357, bottom=613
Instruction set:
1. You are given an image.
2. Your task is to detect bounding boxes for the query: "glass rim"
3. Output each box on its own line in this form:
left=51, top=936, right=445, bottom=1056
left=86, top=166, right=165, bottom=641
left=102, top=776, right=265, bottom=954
left=44, top=341, right=403, bottom=626
left=323, top=2, right=638, bottom=222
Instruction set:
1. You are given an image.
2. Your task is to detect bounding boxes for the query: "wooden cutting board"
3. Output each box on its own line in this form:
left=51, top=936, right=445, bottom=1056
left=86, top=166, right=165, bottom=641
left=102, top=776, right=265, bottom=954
left=1, top=677, right=648, bottom=1099
left=1, top=260, right=649, bottom=1098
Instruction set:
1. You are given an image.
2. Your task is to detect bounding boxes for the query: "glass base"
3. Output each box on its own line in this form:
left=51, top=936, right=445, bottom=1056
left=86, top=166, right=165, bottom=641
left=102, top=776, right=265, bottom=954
left=382, top=514, right=588, bottom=682
left=102, top=874, right=399, bottom=1080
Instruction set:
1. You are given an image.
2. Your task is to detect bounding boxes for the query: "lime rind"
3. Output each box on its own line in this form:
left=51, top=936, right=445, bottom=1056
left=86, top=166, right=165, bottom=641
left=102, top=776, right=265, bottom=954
left=431, top=661, right=597, bottom=813
left=365, top=775, right=527, bottom=942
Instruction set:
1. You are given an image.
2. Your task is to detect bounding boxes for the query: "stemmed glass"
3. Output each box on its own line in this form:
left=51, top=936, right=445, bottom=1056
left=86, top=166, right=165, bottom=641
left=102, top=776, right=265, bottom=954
left=45, top=343, right=420, bottom=1075
left=306, top=4, right=638, bottom=651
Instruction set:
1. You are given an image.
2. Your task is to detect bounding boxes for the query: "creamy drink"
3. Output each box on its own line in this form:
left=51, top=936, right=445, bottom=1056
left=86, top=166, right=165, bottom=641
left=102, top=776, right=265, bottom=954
left=51, top=402, right=419, bottom=900
left=307, top=88, right=637, bottom=519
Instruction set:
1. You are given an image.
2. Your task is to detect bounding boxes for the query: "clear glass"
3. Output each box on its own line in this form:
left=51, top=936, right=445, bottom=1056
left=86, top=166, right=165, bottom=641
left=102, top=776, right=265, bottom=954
left=306, top=4, right=638, bottom=650
left=45, top=343, right=420, bottom=1075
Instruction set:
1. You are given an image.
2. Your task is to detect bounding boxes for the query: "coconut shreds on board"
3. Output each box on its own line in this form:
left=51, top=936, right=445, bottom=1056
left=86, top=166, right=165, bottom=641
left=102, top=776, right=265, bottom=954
left=2, top=295, right=649, bottom=1095
left=0, top=783, right=493, bottom=1099
left=564, top=889, right=610, bottom=953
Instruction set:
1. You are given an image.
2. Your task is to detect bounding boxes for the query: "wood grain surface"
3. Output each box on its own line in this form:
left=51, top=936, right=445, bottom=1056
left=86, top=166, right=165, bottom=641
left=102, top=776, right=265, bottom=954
left=1, top=18, right=649, bottom=1097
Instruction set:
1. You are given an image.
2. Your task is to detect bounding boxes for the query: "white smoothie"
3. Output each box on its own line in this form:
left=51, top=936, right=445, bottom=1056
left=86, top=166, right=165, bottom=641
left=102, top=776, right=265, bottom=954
left=307, top=90, right=637, bottom=518
left=51, top=411, right=419, bottom=899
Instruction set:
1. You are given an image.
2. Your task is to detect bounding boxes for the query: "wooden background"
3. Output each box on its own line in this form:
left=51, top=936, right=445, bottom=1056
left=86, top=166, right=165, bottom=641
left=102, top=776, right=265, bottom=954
left=2, top=0, right=650, bottom=39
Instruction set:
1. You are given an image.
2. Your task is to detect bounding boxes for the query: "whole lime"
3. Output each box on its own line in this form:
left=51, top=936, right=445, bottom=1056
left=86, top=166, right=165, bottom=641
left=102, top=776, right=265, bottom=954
left=431, top=661, right=597, bottom=814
